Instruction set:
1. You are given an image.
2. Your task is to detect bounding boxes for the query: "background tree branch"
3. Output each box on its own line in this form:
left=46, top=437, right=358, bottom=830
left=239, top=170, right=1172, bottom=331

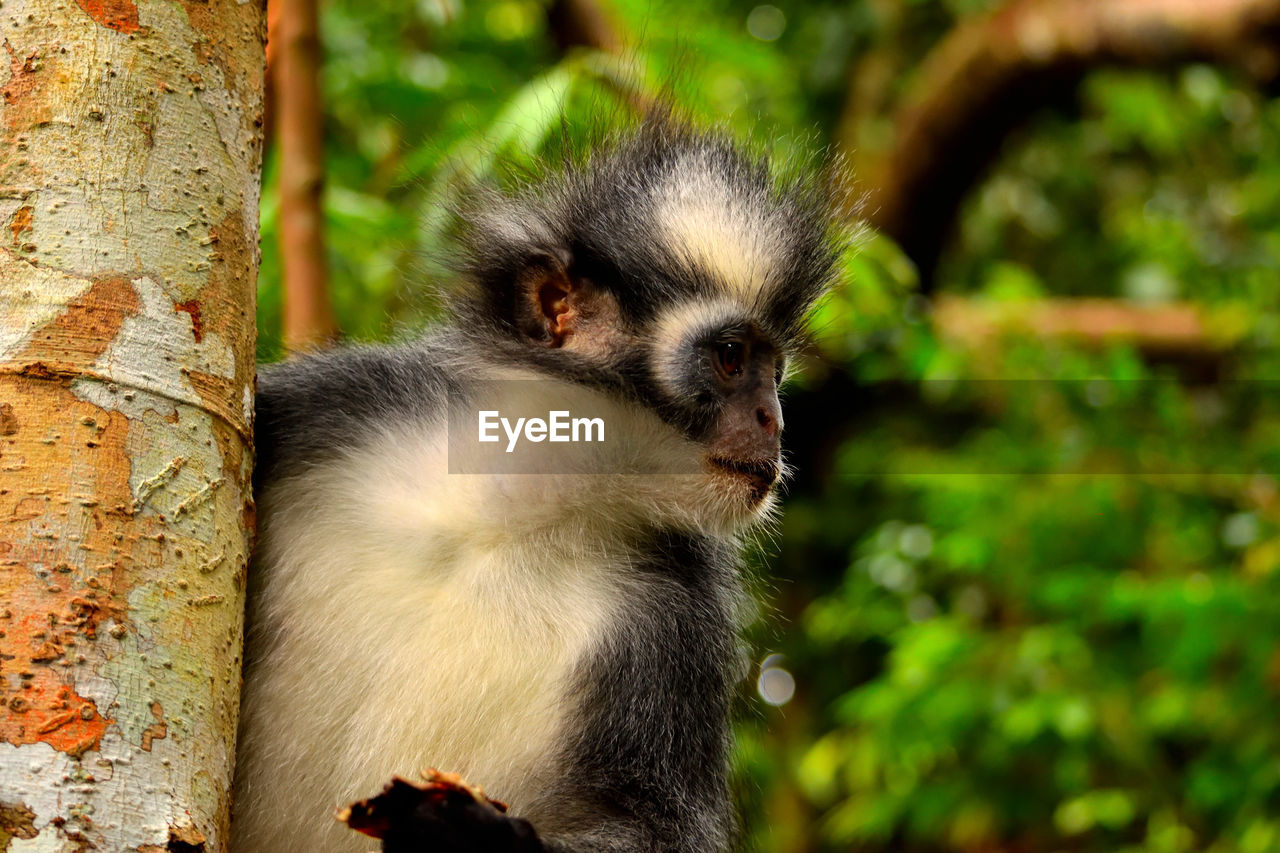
left=272, top=0, right=337, bottom=352
left=848, top=0, right=1280, bottom=291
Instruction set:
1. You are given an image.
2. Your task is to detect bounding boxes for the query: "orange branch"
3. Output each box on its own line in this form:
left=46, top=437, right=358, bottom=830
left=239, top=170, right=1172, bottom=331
left=932, top=295, right=1247, bottom=355
left=271, top=0, right=336, bottom=352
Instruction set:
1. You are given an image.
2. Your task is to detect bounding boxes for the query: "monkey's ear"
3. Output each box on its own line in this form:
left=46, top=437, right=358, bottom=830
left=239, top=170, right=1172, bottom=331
left=515, top=250, right=607, bottom=349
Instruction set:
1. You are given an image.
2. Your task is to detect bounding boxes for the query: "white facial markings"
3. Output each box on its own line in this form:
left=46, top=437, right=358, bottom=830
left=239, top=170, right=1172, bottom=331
left=650, top=298, right=747, bottom=401
left=655, top=162, right=784, bottom=303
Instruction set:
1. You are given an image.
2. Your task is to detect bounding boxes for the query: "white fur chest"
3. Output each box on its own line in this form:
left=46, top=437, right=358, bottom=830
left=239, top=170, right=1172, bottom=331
left=236, top=426, right=625, bottom=850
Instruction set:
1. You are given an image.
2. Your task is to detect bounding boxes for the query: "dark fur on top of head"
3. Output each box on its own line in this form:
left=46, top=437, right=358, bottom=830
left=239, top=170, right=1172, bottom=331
left=451, top=116, right=840, bottom=349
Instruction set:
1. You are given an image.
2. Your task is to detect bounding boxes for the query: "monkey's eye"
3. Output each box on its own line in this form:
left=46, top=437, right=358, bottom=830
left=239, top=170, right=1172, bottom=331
left=716, top=341, right=746, bottom=378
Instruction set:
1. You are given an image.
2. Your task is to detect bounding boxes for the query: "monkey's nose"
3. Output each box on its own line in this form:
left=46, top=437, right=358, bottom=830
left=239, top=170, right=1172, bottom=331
left=756, top=406, right=781, bottom=437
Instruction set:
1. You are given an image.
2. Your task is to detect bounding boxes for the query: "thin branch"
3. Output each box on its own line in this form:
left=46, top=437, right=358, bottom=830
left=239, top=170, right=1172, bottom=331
left=932, top=295, right=1245, bottom=356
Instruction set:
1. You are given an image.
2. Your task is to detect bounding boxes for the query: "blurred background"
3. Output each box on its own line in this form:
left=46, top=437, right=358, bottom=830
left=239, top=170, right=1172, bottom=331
left=257, top=1, right=1280, bottom=850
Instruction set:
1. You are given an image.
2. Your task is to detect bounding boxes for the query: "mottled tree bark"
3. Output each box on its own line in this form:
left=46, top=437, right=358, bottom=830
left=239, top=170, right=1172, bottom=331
left=273, top=0, right=336, bottom=353
left=0, top=0, right=263, bottom=850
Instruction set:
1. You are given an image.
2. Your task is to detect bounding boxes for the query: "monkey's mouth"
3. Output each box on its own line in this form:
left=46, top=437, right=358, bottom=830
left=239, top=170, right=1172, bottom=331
left=708, top=456, right=780, bottom=500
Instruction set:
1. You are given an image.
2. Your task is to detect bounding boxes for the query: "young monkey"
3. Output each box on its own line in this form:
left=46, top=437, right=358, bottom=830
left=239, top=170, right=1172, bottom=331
left=232, top=119, right=839, bottom=851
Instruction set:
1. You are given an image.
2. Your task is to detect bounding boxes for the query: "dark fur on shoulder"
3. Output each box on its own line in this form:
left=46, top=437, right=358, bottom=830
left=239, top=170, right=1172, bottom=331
left=254, top=336, right=458, bottom=484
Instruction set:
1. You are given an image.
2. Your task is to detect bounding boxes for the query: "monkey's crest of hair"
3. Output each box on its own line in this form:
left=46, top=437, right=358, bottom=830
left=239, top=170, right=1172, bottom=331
left=451, top=118, right=840, bottom=347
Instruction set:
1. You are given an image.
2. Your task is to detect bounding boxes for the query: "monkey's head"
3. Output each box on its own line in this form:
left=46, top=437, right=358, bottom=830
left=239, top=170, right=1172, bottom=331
left=455, top=120, right=839, bottom=527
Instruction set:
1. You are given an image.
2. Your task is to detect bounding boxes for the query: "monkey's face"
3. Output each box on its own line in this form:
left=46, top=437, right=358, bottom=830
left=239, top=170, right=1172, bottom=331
left=699, top=335, right=785, bottom=507
left=458, top=127, right=838, bottom=530
left=646, top=300, right=790, bottom=522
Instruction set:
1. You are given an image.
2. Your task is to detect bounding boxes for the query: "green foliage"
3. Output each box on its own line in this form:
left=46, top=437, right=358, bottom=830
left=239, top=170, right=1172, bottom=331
left=261, top=1, right=1280, bottom=850
left=945, top=64, right=1280, bottom=323
left=768, top=56, right=1280, bottom=852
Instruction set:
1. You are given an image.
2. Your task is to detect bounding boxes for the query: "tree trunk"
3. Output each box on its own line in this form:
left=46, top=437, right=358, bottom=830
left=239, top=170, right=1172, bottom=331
left=0, top=1, right=263, bottom=850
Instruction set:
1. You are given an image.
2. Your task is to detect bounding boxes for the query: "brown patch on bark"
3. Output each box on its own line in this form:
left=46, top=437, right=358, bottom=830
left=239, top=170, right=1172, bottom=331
left=0, top=378, right=149, bottom=756
left=174, top=300, right=204, bottom=343
left=1, top=42, right=38, bottom=109
left=67, top=594, right=126, bottom=640
left=193, top=41, right=215, bottom=67
left=242, top=498, right=256, bottom=543
left=7, top=206, right=32, bottom=248
left=134, top=117, right=155, bottom=148
left=178, top=0, right=266, bottom=141
left=167, top=824, right=206, bottom=851
left=165, top=207, right=256, bottom=440
left=0, top=625, right=109, bottom=754
left=29, top=640, right=63, bottom=662
left=0, top=801, right=38, bottom=844
left=140, top=701, right=167, bottom=751
left=182, top=370, right=228, bottom=412
left=208, top=210, right=257, bottom=392
left=14, top=277, right=138, bottom=369
left=14, top=362, right=55, bottom=381
left=0, top=404, right=16, bottom=436
left=72, top=0, right=141, bottom=34
left=0, top=42, right=52, bottom=150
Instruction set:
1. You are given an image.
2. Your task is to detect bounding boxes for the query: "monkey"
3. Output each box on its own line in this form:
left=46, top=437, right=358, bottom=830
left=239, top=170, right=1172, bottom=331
left=230, top=118, right=839, bottom=852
